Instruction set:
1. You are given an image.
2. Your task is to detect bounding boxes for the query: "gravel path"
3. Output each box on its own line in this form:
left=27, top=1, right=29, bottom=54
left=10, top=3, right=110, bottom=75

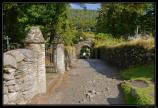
left=48, top=59, right=125, bottom=104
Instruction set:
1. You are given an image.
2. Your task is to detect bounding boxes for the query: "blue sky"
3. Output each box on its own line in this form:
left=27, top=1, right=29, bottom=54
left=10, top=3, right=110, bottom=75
left=70, top=3, right=101, bottom=10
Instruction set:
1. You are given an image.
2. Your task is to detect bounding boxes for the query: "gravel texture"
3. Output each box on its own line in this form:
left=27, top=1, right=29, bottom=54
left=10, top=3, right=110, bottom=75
left=48, top=59, right=125, bottom=104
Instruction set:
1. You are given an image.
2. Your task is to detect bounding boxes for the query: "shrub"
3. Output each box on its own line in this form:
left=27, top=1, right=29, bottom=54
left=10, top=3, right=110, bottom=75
left=99, top=38, right=155, bottom=68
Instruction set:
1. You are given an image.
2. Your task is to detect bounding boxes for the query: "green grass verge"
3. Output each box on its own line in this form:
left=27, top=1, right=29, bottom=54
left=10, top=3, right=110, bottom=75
left=120, top=64, right=155, bottom=105
left=121, top=64, right=155, bottom=81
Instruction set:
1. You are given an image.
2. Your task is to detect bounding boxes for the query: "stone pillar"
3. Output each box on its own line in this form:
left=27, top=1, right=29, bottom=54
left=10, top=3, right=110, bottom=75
left=54, top=44, right=65, bottom=74
left=25, top=26, right=46, bottom=94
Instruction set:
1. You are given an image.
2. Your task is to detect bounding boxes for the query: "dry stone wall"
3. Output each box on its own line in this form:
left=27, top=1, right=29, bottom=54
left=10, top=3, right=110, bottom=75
left=99, top=41, right=155, bottom=69
left=3, top=26, right=46, bottom=104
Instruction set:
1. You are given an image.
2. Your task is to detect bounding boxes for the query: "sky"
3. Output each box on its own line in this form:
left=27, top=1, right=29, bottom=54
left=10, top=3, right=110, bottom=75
left=70, top=3, right=101, bottom=10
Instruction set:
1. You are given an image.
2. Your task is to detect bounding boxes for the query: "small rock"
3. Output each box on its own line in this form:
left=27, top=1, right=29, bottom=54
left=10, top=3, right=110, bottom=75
left=105, top=87, right=109, bottom=91
left=82, top=99, right=86, bottom=103
left=85, top=92, right=94, bottom=98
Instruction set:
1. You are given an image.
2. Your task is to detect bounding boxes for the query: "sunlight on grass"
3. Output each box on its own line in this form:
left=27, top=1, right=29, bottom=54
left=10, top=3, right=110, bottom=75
left=121, top=64, right=155, bottom=81
left=121, top=64, right=155, bottom=105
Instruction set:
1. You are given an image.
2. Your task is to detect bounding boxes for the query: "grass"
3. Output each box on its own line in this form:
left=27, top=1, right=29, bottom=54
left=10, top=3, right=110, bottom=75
left=121, top=64, right=155, bottom=105
left=121, top=64, right=155, bottom=81
left=94, top=33, right=126, bottom=48
left=94, top=33, right=154, bottom=49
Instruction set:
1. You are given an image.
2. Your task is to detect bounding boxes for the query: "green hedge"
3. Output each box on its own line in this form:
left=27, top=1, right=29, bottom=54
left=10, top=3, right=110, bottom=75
left=99, top=40, right=155, bottom=68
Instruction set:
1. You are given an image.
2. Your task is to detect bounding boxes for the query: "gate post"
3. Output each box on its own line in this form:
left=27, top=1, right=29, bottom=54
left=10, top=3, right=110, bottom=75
left=25, top=26, right=46, bottom=94
left=54, top=44, right=65, bottom=74
left=53, top=34, right=65, bottom=74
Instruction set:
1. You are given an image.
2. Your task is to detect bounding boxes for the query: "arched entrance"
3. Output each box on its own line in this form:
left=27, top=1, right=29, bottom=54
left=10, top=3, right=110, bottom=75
left=75, top=41, right=93, bottom=59
left=80, top=45, right=91, bottom=59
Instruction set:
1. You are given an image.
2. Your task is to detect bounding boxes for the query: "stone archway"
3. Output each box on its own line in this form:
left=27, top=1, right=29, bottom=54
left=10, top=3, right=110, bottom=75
left=75, top=41, right=93, bottom=59
left=80, top=45, right=92, bottom=59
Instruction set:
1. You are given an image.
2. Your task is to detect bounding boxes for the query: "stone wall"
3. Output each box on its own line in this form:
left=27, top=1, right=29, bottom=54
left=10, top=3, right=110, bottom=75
left=3, top=26, right=46, bottom=104
left=99, top=40, right=155, bottom=69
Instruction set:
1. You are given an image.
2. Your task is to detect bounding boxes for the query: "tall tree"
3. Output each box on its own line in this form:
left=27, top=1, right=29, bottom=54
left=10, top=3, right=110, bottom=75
left=96, top=3, right=155, bottom=38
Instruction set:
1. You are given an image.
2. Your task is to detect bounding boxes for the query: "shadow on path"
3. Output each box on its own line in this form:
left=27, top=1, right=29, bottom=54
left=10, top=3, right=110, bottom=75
left=85, top=59, right=122, bottom=80
left=107, top=84, right=125, bottom=104
left=84, top=59, right=125, bottom=104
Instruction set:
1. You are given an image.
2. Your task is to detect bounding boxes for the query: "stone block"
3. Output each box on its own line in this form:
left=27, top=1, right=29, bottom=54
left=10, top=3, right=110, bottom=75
left=8, top=85, right=16, bottom=93
left=6, top=50, right=25, bottom=63
left=3, top=73, right=14, bottom=81
left=3, top=95, right=8, bottom=104
left=15, top=85, right=20, bottom=92
left=4, top=68, right=16, bottom=73
left=3, top=86, right=8, bottom=94
left=8, top=92, right=17, bottom=102
left=5, top=80, right=16, bottom=86
left=3, top=54, right=17, bottom=68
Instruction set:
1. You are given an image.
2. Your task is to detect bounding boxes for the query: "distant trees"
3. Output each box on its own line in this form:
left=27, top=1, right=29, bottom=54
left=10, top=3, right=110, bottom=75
left=69, top=9, right=98, bottom=32
left=96, top=3, right=155, bottom=38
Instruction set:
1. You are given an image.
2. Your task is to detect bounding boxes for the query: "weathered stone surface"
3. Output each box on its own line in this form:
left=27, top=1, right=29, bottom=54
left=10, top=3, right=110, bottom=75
left=3, top=95, right=8, bottom=104
left=3, top=73, right=14, bottom=81
left=3, top=86, right=8, bottom=94
left=8, top=85, right=16, bottom=93
left=54, top=44, right=65, bottom=74
left=3, top=26, right=47, bottom=104
left=25, top=26, right=45, bottom=43
left=4, top=68, right=16, bottom=73
left=16, top=49, right=35, bottom=62
left=6, top=50, right=25, bottom=63
left=5, top=80, right=16, bottom=86
left=8, top=92, right=17, bottom=102
left=15, top=85, right=20, bottom=92
left=3, top=54, right=17, bottom=68
left=8, top=102, right=16, bottom=104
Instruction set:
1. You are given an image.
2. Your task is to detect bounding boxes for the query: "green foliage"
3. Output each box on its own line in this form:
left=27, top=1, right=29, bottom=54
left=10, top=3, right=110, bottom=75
left=121, top=64, right=155, bottom=81
left=121, top=82, right=137, bottom=104
left=121, top=80, right=154, bottom=105
left=94, top=33, right=125, bottom=47
left=96, top=3, right=155, bottom=38
left=69, top=9, right=98, bottom=32
left=3, top=3, right=70, bottom=46
left=98, top=37, right=155, bottom=68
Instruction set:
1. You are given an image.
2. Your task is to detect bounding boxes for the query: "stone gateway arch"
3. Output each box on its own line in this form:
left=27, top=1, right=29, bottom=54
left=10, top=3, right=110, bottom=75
left=75, top=41, right=93, bottom=59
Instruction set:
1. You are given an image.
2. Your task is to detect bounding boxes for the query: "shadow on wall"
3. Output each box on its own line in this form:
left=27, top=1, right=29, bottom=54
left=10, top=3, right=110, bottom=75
left=85, top=59, right=122, bottom=80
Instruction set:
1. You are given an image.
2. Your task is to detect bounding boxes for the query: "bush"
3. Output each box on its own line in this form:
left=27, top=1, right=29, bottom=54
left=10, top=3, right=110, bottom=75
left=99, top=38, right=155, bottom=68
left=94, top=33, right=125, bottom=47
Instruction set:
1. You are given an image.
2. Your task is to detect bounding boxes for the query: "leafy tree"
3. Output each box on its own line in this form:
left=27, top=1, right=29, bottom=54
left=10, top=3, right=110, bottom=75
left=96, top=3, right=155, bottom=38
left=3, top=3, right=70, bottom=48
left=69, top=9, right=98, bottom=32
